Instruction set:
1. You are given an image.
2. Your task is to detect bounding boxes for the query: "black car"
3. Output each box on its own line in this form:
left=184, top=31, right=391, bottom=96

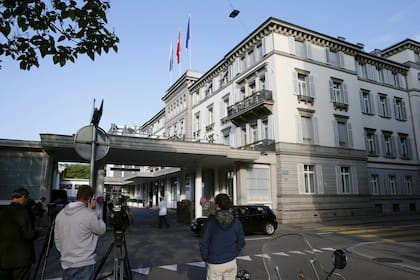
left=191, top=205, right=278, bottom=235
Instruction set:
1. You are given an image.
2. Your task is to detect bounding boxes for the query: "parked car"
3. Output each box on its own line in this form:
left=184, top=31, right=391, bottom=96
left=191, top=205, right=278, bottom=235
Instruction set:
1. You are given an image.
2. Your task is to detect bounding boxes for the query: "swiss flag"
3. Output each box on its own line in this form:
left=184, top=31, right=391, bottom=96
left=176, top=32, right=181, bottom=64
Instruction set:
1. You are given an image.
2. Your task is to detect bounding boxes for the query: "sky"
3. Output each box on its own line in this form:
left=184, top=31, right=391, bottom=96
left=1, top=0, right=420, bottom=141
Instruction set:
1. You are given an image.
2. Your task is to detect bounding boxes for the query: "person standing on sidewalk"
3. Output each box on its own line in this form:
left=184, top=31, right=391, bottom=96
left=158, top=197, right=170, bottom=228
left=0, top=187, right=36, bottom=280
left=199, top=193, right=245, bottom=280
left=54, top=185, right=106, bottom=279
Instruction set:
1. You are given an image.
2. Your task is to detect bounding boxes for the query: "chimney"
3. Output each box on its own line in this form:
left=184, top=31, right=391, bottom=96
left=356, top=43, right=364, bottom=49
left=337, top=36, right=346, bottom=41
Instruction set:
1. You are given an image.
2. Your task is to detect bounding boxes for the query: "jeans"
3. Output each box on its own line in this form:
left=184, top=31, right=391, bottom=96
left=63, top=264, right=95, bottom=280
left=158, top=215, right=170, bottom=228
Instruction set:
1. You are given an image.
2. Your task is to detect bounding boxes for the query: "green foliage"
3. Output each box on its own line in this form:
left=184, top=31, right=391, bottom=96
left=0, top=0, right=119, bottom=70
left=64, top=164, right=90, bottom=179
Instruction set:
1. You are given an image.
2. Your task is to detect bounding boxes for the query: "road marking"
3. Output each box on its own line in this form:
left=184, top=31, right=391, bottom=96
left=159, top=264, right=178, bottom=271
left=245, top=236, right=272, bottom=241
left=132, top=267, right=151, bottom=275
left=358, top=229, right=420, bottom=239
left=187, top=261, right=206, bottom=268
left=321, top=247, right=336, bottom=251
left=289, top=250, right=306, bottom=255
left=272, top=252, right=289, bottom=256
left=255, top=253, right=271, bottom=259
left=237, top=255, right=253, bottom=261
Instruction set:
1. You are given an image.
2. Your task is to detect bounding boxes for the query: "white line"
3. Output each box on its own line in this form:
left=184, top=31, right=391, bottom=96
left=245, top=236, right=272, bottom=241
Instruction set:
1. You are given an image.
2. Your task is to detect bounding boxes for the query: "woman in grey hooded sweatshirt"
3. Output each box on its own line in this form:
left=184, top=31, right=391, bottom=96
left=54, top=185, right=106, bottom=280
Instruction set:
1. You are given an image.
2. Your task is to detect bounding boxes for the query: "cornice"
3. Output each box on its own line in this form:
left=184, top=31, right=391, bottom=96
left=381, top=39, right=420, bottom=58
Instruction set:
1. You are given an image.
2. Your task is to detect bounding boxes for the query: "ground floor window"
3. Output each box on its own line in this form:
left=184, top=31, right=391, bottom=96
left=247, top=167, right=270, bottom=201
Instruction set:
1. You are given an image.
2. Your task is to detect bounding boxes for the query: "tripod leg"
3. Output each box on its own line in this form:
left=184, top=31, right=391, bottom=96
left=95, top=242, right=115, bottom=279
left=122, top=235, right=133, bottom=280
left=32, top=221, right=54, bottom=280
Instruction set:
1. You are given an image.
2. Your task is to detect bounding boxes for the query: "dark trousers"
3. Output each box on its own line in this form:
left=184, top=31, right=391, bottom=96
left=0, top=265, right=31, bottom=280
left=158, top=215, right=170, bottom=228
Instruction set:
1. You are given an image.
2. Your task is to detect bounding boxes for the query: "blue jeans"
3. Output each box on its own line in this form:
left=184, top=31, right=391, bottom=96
left=63, top=264, right=95, bottom=280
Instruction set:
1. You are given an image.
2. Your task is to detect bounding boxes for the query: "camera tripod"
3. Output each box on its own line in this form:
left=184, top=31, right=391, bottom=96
left=32, top=218, right=55, bottom=280
left=95, top=228, right=133, bottom=280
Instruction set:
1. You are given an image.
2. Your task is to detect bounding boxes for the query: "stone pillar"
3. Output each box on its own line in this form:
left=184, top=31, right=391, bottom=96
left=195, top=166, right=202, bottom=218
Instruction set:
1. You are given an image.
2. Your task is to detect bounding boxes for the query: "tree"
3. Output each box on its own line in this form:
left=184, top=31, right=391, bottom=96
left=0, top=0, right=119, bottom=70
left=64, top=164, right=90, bottom=179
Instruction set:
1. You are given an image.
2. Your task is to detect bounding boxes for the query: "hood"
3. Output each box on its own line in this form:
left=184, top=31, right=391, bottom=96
left=215, top=209, right=235, bottom=230
left=62, top=201, right=86, bottom=216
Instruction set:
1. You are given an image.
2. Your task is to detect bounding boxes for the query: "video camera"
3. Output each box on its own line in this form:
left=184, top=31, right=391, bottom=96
left=108, top=196, right=131, bottom=231
left=47, top=190, right=68, bottom=220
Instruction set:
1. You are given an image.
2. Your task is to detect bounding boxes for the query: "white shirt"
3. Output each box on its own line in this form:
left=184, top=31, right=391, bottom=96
left=158, top=200, right=167, bottom=216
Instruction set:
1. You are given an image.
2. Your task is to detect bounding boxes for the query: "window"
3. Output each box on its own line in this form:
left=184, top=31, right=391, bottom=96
left=194, top=112, right=200, bottom=139
left=248, top=49, right=255, bottom=66
left=330, top=80, right=348, bottom=110
left=394, top=98, right=407, bottom=121
left=382, top=132, right=396, bottom=158
left=371, top=175, right=379, bottom=195
left=241, top=126, right=247, bottom=146
left=415, top=51, right=420, bottom=63
left=357, top=63, right=367, bottom=79
left=303, top=165, right=316, bottom=194
left=250, top=122, right=257, bottom=143
left=294, top=71, right=315, bottom=102
left=389, top=176, right=397, bottom=195
left=327, top=49, right=339, bottom=66
left=365, top=129, right=379, bottom=156
left=340, top=167, right=351, bottom=193
left=335, top=120, right=353, bottom=148
left=398, top=134, right=411, bottom=159
left=222, top=95, right=230, bottom=118
left=405, top=176, right=413, bottom=195
left=240, top=56, right=246, bottom=72
left=207, top=105, right=214, bottom=125
left=378, top=94, right=391, bottom=118
left=295, top=40, right=306, bottom=57
left=256, top=42, right=263, bottom=61
left=262, top=118, right=269, bottom=140
left=360, top=90, right=374, bottom=114
left=301, top=116, right=314, bottom=144
left=247, top=167, right=270, bottom=201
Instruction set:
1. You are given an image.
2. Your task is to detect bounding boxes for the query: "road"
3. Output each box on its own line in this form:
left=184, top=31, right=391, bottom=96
left=32, top=207, right=420, bottom=280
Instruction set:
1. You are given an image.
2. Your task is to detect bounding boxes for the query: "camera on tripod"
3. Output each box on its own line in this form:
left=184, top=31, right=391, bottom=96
left=47, top=190, right=68, bottom=220
left=108, top=196, right=131, bottom=231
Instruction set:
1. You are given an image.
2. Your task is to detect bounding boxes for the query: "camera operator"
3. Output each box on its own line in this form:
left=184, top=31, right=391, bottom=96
left=54, top=185, right=106, bottom=279
left=0, top=187, right=36, bottom=280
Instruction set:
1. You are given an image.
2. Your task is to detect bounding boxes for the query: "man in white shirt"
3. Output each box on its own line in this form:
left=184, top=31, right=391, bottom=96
left=158, top=197, right=170, bottom=228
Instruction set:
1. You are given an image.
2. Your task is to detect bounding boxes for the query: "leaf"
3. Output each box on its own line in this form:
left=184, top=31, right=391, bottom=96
left=53, top=55, right=59, bottom=64
left=58, top=35, right=66, bottom=42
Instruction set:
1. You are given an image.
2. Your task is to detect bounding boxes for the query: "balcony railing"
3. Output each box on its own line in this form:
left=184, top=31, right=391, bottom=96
left=240, top=139, right=276, bottom=152
left=227, top=89, right=273, bottom=125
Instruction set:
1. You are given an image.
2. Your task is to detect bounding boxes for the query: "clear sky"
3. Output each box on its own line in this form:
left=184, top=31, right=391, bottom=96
left=1, top=0, right=419, bottom=141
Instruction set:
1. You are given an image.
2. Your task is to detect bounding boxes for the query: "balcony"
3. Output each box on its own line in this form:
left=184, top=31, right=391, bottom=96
left=227, top=89, right=274, bottom=126
left=240, top=139, right=276, bottom=152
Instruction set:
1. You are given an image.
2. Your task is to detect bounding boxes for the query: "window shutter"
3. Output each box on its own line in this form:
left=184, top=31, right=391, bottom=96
left=391, top=135, right=397, bottom=157
left=347, top=123, right=353, bottom=148
left=364, top=130, right=368, bottom=153
left=305, top=41, right=312, bottom=59
left=297, top=164, right=304, bottom=194
left=386, top=97, right=392, bottom=117
left=288, top=36, right=296, bottom=55
left=381, top=134, right=386, bottom=155
left=402, top=100, right=407, bottom=120
left=261, top=37, right=266, bottom=56
left=377, top=95, right=383, bottom=116
left=309, top=75, right=315, bottom=97
left=343, top=83, right=349, bottom=104
left=333, top=120, right=339, bottom=147
left=316, top=165, right=324, bottom=194
left=293, top=72, right=298, bottom=95
left=370, top=94, right=375, bottom=114
left=335, top=166, right=342, bottom=194
left=313, top=117, right=319, bottom=145
left=360, top=91, right=365, bottom=113
left=393, top=99, right=397, bottom=119
left=339, top=52, right=345, bottom=68
left=329, top=80, right=335, bottom=102
left=351, top=167, right=359, bottom=194
left=296, top=115, right=303, bottom=143
left=407, top=137, right=412, bottom=159
left=374, top=133, right=380, bottom=156
left=326, top=49, right=331, bottom=63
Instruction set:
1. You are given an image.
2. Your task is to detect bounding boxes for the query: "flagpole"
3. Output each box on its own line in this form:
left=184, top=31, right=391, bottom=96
left=188, top=14, right=192, bottom=70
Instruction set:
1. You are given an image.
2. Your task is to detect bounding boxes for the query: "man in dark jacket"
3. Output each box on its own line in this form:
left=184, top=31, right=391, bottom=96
left=0, top=187, right=36, bottom=280
left=199, top=193, right=245, bottom=280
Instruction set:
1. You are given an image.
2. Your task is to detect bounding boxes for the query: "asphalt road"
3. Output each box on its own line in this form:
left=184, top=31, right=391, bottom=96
left=31, top=207, right=420, bottom=280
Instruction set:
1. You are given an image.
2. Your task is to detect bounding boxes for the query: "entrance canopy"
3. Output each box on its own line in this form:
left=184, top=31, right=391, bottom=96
left=40, top=134, right=261, bottom=168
